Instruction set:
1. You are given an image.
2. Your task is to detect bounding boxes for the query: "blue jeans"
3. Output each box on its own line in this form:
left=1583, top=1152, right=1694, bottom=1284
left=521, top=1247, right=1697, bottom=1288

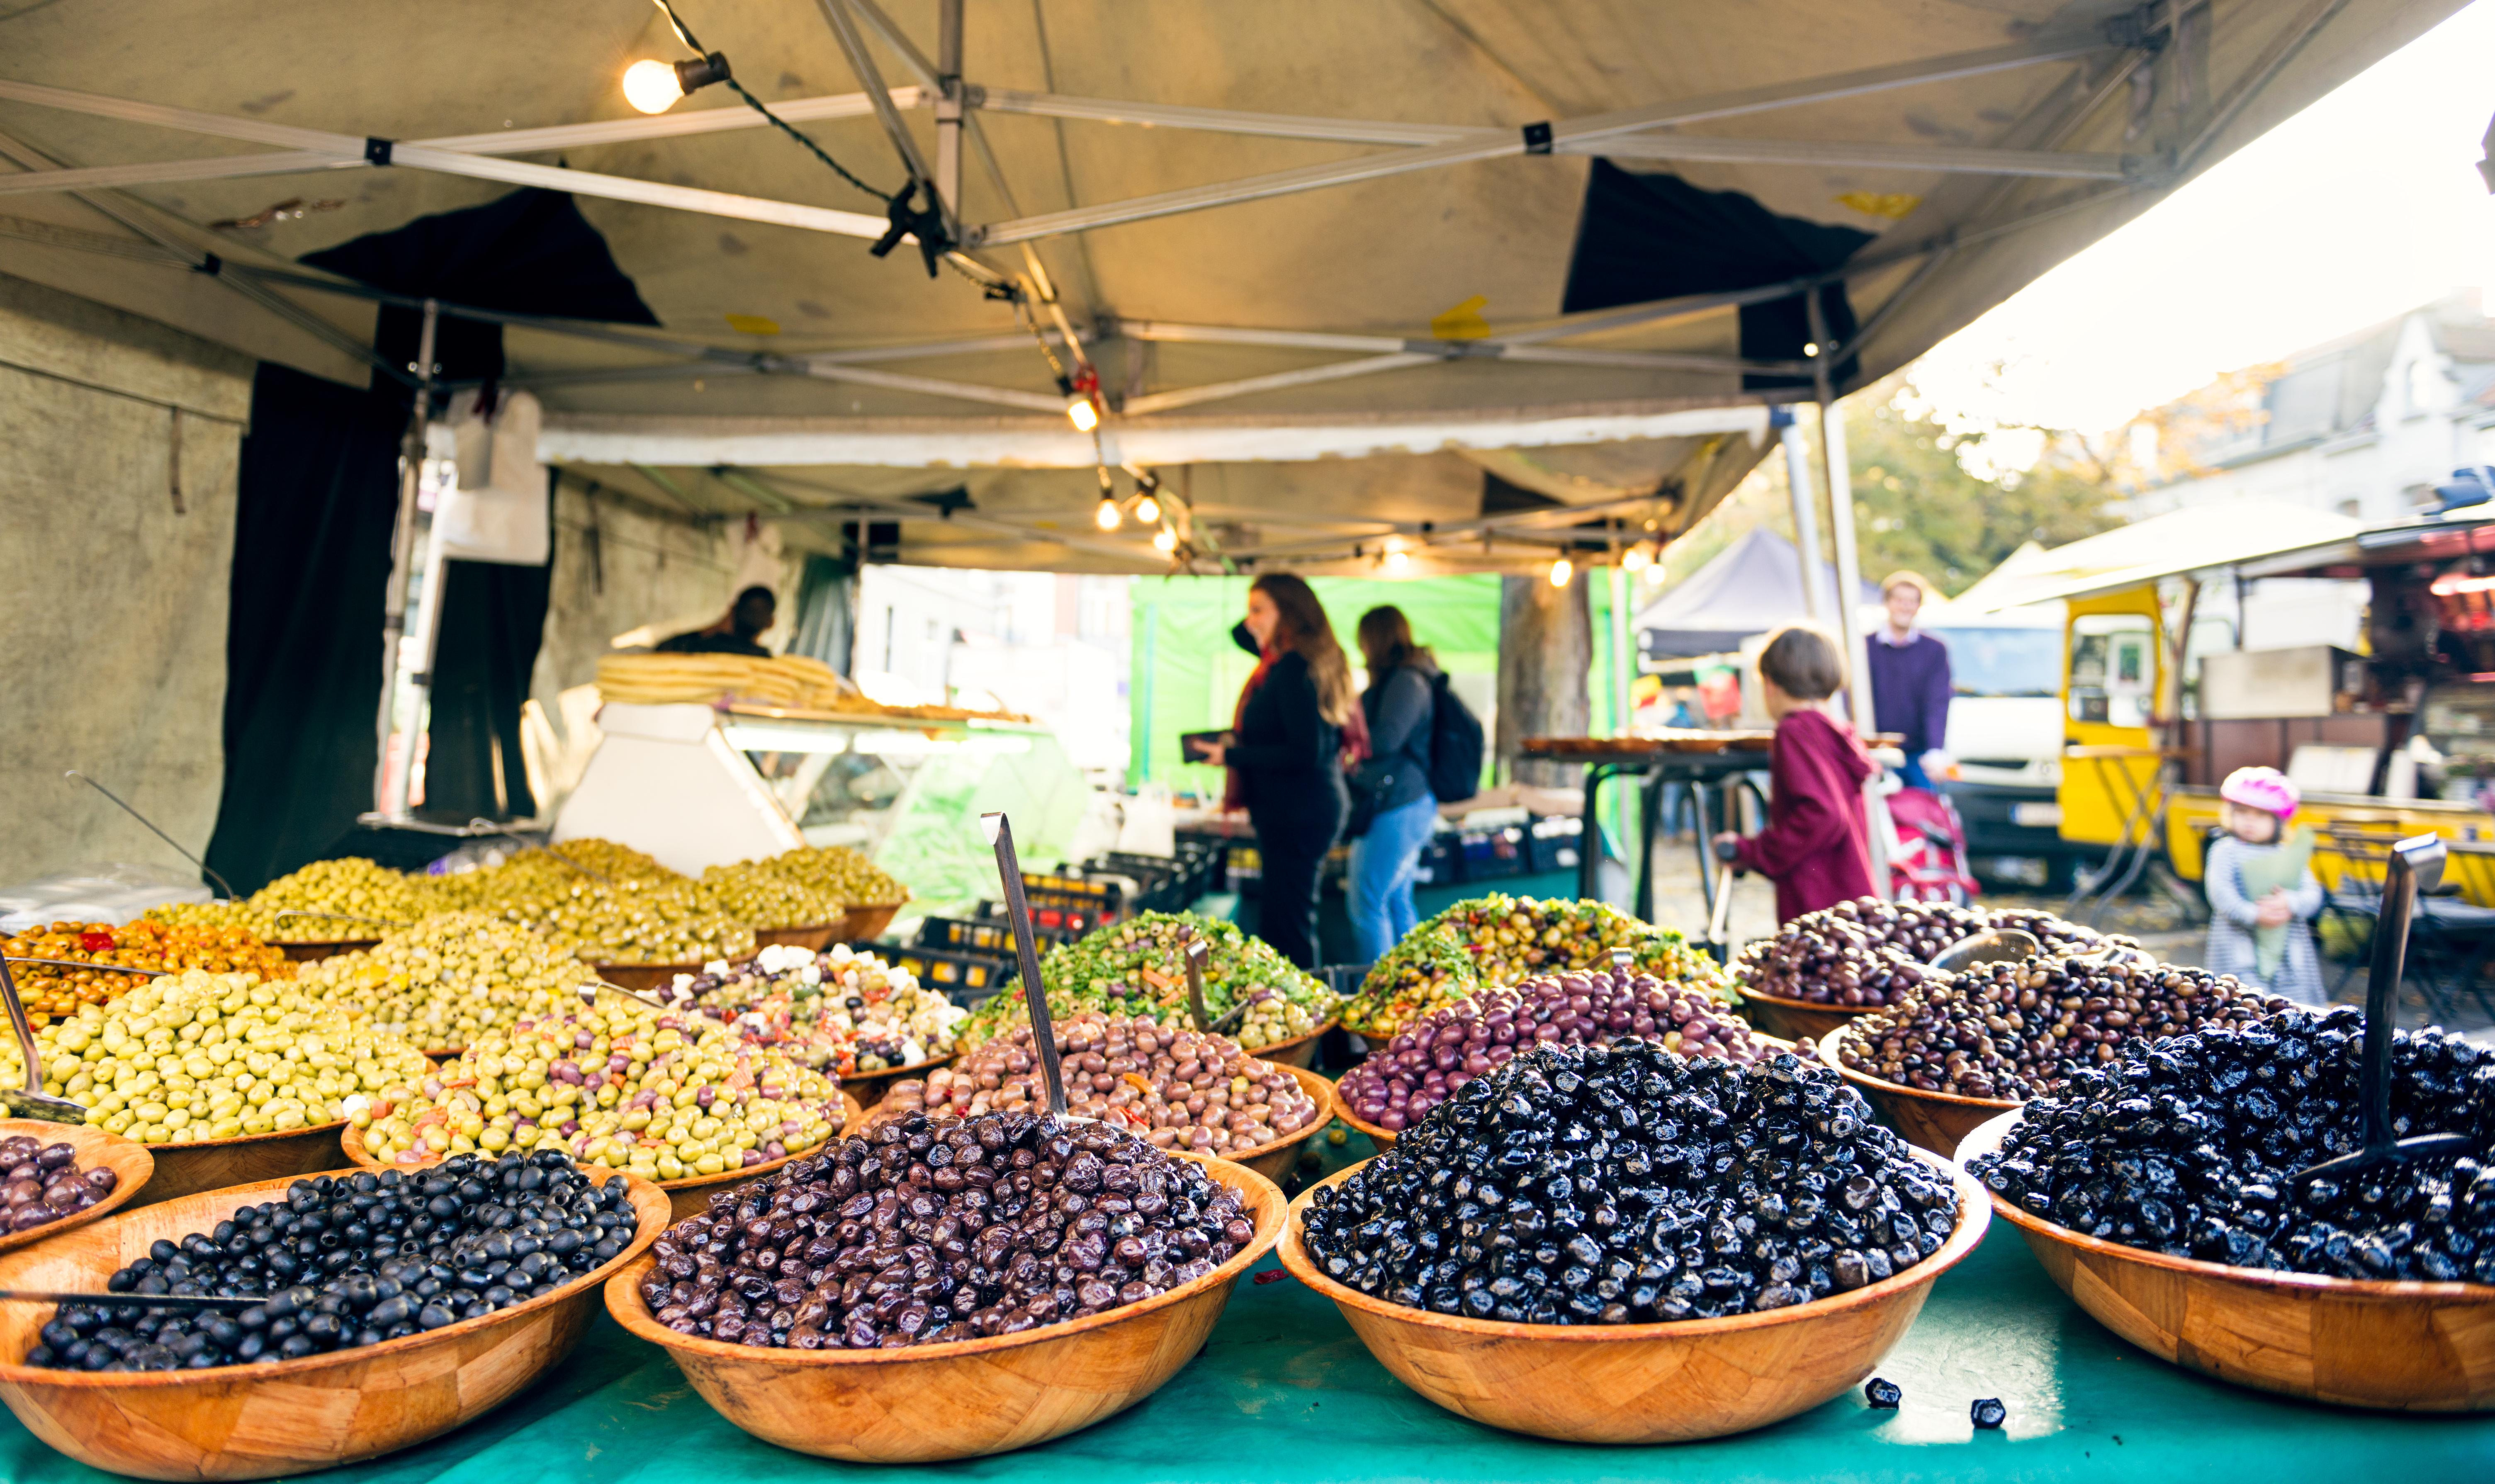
left=1348, top=793, right=1438, bottom=961
left=1895, top=754, right=1933, bottom=791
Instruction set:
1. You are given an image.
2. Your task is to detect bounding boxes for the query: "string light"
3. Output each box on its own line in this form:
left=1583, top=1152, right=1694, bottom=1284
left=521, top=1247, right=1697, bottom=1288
left=1549, top=555, right=1573, bottom=588
left=1802, top=341, right=1822, bottom=357
left=1621, top=545, right=1652, bottom=573
left=1094, top=467, right=1121, bottom=531
left=1153, top=525, right=1179, bottom=553
left=1066, top=394, right=1100, bottom=432
left=1133, top=491, right=1161, bottom=524
left=1386, top=547, right=1412, bottom=574
left=622, top=54, right=731, bottom=114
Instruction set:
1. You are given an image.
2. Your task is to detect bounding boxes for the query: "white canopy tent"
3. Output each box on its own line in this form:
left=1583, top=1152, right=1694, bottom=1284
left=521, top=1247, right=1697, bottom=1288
left=0, top=0, right=2459, bottom=582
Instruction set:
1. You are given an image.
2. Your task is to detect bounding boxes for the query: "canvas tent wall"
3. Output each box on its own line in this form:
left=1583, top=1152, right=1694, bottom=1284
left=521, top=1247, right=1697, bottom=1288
left=1636, top=527, right=1882, bottom=662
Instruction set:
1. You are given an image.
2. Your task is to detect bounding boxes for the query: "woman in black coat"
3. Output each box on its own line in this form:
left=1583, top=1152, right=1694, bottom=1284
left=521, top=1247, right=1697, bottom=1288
left=1198, top=574, right=1361, bottom=969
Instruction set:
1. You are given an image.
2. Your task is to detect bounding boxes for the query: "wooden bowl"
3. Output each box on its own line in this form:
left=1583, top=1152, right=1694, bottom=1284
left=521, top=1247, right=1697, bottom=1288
left=0, top=1122, right=152, bottom=1256
left=0, top=1165, right=669, bottom=1480
left=1817, top=1027, right=2016, bottom=1158
left=129, top=1122, right=348, bottom=1210
left=591, top=960, right=711, bottom=992
left=340, top=1088, right=869, bottom=1223
left=841, top=903, right=902, bottom=944
left=604, top=1154, right=1284, bottom=1461
left=1243, top=1018, right=1334, bottom=1070
left=1958, top=1110, right=2495, bottom=1411
left=754, top=923, right=839, bottom=952
left=274, top=939, right=378, bottom=964
left=1222, top=1064, right=1339, bottom=1182
left=1277, top=1149, right=1990, bottom=1443
left=837, top=1052, right=954, bottom=1110
left=1729, top=986, right=1870, bottom=1044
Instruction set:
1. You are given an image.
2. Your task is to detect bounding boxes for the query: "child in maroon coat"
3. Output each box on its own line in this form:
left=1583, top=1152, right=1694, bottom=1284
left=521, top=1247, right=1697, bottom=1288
left=1712, top=624, right=1877, bottom=923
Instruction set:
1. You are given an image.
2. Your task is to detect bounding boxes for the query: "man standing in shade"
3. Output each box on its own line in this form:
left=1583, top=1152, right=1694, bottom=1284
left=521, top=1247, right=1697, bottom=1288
left=1864, top=572, right=1952, bottom=791
left=656, top=585, right=777, bottom=657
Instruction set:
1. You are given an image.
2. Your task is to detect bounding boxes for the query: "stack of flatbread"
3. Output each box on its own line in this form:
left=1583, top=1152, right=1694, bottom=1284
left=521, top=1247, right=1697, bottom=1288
left=595, top=652, right=866, bottom=710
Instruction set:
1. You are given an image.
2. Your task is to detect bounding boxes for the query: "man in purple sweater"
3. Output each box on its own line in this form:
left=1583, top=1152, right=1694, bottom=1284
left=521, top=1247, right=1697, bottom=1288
left=1864, top=572, right=1953, bottom=791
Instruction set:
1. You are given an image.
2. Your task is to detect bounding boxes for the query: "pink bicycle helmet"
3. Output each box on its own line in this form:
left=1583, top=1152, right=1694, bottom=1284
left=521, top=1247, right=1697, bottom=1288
left=2220, top=765, right=2299, bottom=819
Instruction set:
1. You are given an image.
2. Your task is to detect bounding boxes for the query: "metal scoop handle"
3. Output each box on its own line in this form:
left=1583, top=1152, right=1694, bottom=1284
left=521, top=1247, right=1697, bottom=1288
left=2, top=1290, right=263, bottom=1312
left=982, top=812, right=1067, bottom=1116
left=2296, top=832, right=2474, bottom=1186
left=0, top=955, right=85, bottom=1125
left=1182, top=933, right=1213, bottom=1033
left=4, top=958, right=158, bottom=976
left=65, top=771, right=235, bottom=903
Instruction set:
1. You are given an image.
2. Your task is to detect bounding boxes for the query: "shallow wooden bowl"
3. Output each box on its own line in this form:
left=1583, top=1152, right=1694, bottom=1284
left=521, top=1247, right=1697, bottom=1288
left=1730, top=987, right=1869, bottom=1044
left=1243, top=1018, right=1334, bottom=1070
left=841, top=903, right=902, bottom=944
left=0, top=1122, right=152, bottom=1256
left=340, top=1089, right=868, bottom=1222
left=837, top=1052, right=953, bottom=1110
left=605, top=1154, right=1285, bottom=1462
left=1222, top=1064, right=1339, bottom=1182
left=1817, top=1027, right=2016, bottom=1158
left=274, top=939, right=378, bottom=964
left=130, top=1122, right=348, bottom=1209
left=591, top=960, right=712, bottom=993
left=1958, top=1110, right=2495, bottom=1411
left=753, top=923, right=839, bottom=952
left=0, top=1165, right=669, bottom=1480
left=1278, top=1149, right=1989, bottom=1443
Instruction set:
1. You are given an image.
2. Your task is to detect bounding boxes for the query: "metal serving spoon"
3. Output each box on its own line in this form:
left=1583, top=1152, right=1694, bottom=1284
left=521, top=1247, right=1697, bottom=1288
left=983, top=812, right=1068, bottom=1116
left=0, top=956, right=88, bottom=1124
left=1928, top=928, right=2044, bottom=974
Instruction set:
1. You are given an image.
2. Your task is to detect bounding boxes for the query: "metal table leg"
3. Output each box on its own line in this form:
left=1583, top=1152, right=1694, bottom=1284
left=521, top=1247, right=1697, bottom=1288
left=1577, top=763, right=1620, bottom=901
left=1633, top=764, right=1663, bottom=923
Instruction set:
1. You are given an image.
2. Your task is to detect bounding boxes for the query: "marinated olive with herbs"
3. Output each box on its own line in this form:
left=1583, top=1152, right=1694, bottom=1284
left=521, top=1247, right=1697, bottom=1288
left=21, top=1152, right=640, bottom=1370
left=663, top=942, right=964, bottom=1074
left=1343, top=896, right=1722, bottom=1039
left=640, top=1111, right=1253, bottom=1348
left=1970, top=1006, right=2495, bottom=1281
left=1304, top=1042, right=1959, bottom=1323
left=294, top=911, right=595, bottom=1049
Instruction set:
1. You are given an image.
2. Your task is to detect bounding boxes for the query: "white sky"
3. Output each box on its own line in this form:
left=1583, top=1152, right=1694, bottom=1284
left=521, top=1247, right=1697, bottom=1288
left=1909, top=0, right=2495, bottom=437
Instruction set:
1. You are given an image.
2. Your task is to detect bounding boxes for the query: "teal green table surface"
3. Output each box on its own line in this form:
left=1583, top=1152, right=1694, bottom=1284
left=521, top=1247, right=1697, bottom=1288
left=5, top=1144, right=2492, bottom=1482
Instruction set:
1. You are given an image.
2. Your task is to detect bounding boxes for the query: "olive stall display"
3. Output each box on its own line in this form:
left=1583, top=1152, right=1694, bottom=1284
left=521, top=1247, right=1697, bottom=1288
left=1341, top=895, right=1724, bottom=1040
left=0, top=918, right=294, bottom=1028
left=758, top=843, right=910, bottom=908
left=21, top=1152, right=643, bottom=1370
left=1337, top=967, right=1813, bottom=1135
left=0, top=1132, right=119, bottom=1234
left=877, top=1012, right=1323, bottom=1154
left=1734, top=898, right=2113, bottom=1009
left=0, top=970, right=434, bottom=1144
left=421, top=838, right=678, bottom=916
left=1303, top=1042, right=1960, bottom=1322
left=1970, top=1006, right=2495, bottom=1281
left=498, top=876, right=757, bottom=969
left=292, top=911, right=599, bottom=1051
left=638, top=1111, right=1257, bottom=1348
left=1835, top=954, right=2286, bottom=1100
left=351, top=999, right=849, bottom=1180
left=147, top=857, right=434, bottom=943
left=661, top=942, right=965, bottom=1077
left=959, top=912, right=1339, bottom=1056
left=693, top=861, right=847, bottom=933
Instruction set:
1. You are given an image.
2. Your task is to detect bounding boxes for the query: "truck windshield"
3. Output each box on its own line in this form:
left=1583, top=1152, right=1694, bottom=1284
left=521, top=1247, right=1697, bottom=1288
left=1930, top=627, right=2062, bottom=698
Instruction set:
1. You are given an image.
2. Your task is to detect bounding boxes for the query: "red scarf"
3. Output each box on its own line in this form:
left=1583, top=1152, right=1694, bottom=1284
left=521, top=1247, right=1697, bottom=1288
left=1221, top=643, right=1371, bottom=811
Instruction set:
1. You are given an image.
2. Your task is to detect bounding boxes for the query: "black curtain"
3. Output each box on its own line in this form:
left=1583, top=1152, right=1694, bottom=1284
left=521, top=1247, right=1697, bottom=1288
left=204, top=364, right=403, bottom=895
left=1561, top=161, right=1872, bottom=391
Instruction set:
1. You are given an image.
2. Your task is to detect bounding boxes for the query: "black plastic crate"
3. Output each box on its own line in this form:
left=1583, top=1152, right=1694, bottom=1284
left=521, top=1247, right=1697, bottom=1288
left=1525, top=813, right=1584, bottom=874
left=918, top=913, right=1083, bottom=955
left=973, top=895, right=1113, bottom=937
left=1453, top=821, right=1530, bottom=882
left=1411, top=830, right=1460, bottom=888
left=890, top=943, right=1017, bottom=1005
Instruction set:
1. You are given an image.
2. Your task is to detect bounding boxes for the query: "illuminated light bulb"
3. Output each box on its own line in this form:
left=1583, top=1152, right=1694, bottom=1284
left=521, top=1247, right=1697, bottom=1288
left=623, top=59, right=688, bottom=114
left=1621, top=545, right=1652, bottom=573
left=1094, top=496, right=1121, bottom=531
left=1153, top=525, right=1179, bottom=553
left=1802, top=341, right=1822, bottom=357
left=1066, top=396, right=1100, bottom=432
left=1386, top=548, right=1412, bottom=574
left=1133, top=492, right=1160, bottom=524
left=1549, top=555, right=1573, bottom=587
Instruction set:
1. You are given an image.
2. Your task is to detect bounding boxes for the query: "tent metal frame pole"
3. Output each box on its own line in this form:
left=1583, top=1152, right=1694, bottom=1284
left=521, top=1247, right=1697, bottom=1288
left=1805, top=290, right=1870, bottom=734
left=970, top=28, right=2116, bottom=244
left=815, top=0, right=953, bottom=241
left=376, top=299, right=438, bottom=819
left=1777, top=410, right=1829, bottom=622
left=934, top=0, right=964, bottom=217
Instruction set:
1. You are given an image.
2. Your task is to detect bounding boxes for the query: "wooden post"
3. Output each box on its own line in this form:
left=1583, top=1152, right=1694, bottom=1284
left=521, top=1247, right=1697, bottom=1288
left=1498, top=572, right=1592, bottom=788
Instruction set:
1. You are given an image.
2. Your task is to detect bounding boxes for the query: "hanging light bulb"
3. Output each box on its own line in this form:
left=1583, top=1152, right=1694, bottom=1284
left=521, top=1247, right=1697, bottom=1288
left=1066, top=395, right=1101, bottom=432
left=1549, top=555, right=1573, bottom=588
left=1133, top=491, right=1161, bottom=524
left=1153, top=525, right=1179, bottom=553
left=1094, top=495, right=1121, bottom=531
left=1385, top=547, right=1412, bottom=575
left=623, top=53, right=731, bottom=114
left=1621, top=544, right=1652, bottom=573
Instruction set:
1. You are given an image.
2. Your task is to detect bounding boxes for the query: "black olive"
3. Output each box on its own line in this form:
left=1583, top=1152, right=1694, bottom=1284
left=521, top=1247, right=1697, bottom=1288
left=1865, top=1377, right=1902, bottom=1408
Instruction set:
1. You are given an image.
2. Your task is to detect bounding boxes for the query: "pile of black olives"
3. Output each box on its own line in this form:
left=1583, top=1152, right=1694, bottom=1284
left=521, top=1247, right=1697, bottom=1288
left=1736, top=899, right=2107, bottom=1007
left=640, top=1111, right=1256, bottom=1349
left=1303, top=1042, right=1960, bottom=1323
left=0, top=1134, right=116, bottom=1233
left=1836, top=955, right=2284, bottom=1100
left=1338, top=969, right=1810, bottom=1133
left=24, top=1151, right=642, bottom=1371
left=1970, top=1007, right=2495, bottom=1281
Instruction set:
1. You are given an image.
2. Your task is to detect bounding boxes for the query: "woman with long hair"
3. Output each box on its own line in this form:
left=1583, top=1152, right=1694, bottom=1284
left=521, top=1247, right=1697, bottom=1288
left=1196, top=574, right=1364, bottom=968
left=1346, top=605, right=1441, bottom=960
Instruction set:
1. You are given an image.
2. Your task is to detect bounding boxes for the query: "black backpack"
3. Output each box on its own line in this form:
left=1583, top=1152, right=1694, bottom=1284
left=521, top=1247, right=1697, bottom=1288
left=1426, top=671, right=1484, bottom=803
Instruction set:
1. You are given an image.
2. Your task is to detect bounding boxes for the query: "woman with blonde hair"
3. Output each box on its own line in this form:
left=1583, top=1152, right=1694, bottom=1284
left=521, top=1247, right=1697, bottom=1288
left=1196, top=574, right=1366, bottom=967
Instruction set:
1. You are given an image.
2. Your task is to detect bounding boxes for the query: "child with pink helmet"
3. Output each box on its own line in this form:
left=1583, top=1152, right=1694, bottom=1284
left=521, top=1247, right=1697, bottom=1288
left=2203, top=766, right=2325, bottom=1004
